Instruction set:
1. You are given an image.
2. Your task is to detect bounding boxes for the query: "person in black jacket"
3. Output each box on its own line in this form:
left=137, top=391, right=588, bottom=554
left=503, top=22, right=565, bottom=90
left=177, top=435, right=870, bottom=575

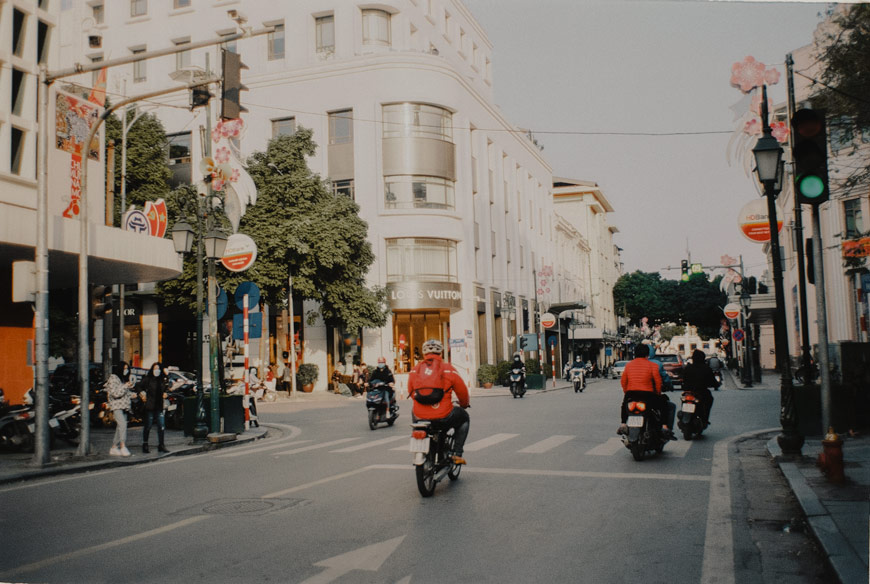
left=367, top=357, right=396, bottom=412
left=682, top=349, right=720, bottom=426
left=138, top=362, right=170, bottom=453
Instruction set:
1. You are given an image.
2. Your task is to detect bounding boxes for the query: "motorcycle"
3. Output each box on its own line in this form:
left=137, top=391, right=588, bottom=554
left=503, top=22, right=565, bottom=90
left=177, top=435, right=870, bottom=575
left=410, top=417, right=462, bottom=497
left=676, top=391, right=707, bottom=440
left=47, top=392, right=81, bottom=446
left=509, top=367, right=526, bottom=398
left=712, top=369, right=723, bottom=389
left=570, top=365, right=586, bottom=393
left=365, top=379, right=398, bottom=430
left=0, top=388, right=35, bottom=452
left=622, top=393, right=670, bottom=461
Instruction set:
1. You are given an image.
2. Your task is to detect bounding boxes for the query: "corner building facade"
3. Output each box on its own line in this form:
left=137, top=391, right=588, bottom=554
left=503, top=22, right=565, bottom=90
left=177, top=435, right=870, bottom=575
left=69, top=0, right=558, bottom=389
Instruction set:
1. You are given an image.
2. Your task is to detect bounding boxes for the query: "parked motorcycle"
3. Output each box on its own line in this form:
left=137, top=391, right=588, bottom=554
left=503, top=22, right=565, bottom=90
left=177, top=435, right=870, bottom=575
left=365, top=379, right=398, bottom=430
left=677, top=391, right=707, bottom=440
left=622, top=393, right=670, bottom=461
left=570, top=365, right=586, bottom=393
left=410, top=418, right=462, bottom=497
left=509, top=367, right=526, bottom=398
left=47, top=392, right=81, bottom=446
left=712, top=369, right=723, bottom=389
left=0, top=388, right=35, bottom=452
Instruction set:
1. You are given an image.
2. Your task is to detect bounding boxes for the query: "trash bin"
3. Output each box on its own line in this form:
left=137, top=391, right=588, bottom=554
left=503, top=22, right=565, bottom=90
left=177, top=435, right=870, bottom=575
left=182, top=394, right=245, bottom=435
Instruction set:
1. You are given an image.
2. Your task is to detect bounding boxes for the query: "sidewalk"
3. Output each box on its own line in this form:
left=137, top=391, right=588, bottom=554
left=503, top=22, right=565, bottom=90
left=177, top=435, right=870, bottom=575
left=740, top=369, right=869, bottom=584
left=0, top=423, right=268, bottom=486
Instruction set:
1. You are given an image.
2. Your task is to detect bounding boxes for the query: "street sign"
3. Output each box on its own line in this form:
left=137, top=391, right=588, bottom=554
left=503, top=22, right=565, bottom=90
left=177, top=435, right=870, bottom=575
left=540, top=312, right=556, bottom=328
left=233, top=312, right=262, bottom=339
left=234, top=281, right=260, bottom=310
left=723, top=303, right=741, bottom=320
left=691, top=263, right=703, bottom=274
left=222, top=233, right=257, bottom=272
left=216, top=288, right=228, bottom=319
left=548, top=336, right=557, bottom=347
left=738, top=198, right=782, bottom=243
left=733, top=329, right=745, bottom=342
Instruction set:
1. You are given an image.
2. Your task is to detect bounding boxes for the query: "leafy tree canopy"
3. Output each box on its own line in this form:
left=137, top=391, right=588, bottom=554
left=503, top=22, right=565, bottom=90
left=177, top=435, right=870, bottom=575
left=614, top=270, right=727, bottom=339
left=158, top=129, right=388, bottom=331
left=811, top=4, right=870, bottom=189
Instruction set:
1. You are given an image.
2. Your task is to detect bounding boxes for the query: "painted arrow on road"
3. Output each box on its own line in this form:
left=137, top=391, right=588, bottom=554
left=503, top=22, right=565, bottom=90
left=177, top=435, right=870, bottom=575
left=299, top=535, right=406, bottom=584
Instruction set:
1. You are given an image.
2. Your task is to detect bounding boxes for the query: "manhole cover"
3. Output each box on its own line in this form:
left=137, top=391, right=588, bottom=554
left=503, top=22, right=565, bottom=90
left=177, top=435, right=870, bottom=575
left=172, top=498, right=305, bottom=517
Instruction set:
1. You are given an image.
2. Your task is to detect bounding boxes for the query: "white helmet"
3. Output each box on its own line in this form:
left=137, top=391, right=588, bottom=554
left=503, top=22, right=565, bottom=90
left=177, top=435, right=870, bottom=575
left=421, top=339, right=443, bottom=355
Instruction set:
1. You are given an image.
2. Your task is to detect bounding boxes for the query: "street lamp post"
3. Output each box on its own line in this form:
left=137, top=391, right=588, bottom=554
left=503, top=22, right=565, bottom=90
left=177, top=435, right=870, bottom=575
left=738, top=285, right=753, bottom=388
left=752, top=85, right=804, bottom=456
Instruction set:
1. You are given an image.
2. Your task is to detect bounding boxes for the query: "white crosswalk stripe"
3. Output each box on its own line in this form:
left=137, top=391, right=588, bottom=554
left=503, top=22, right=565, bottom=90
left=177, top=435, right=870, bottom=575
left=273, top=437, right=359, bottom=456
left=665, top=438, right=693, bottom=458
left=463, top=433, right=519, bottom=452
left=585, top=437, right=625, bottom=456
left=518, top=435, right=575, bottom=453
left=331, top=435, right=407, bottom=453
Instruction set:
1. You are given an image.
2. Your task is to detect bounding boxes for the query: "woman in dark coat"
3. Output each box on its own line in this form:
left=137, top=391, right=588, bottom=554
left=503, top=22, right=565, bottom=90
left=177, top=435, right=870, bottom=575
left=137, top=362, right=170, bottom=453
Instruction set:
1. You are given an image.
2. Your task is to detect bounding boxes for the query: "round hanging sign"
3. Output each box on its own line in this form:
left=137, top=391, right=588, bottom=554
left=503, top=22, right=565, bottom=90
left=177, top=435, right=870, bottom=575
left=738, top=198, right=782, bottom=243
left=221, top=233, right=257, bottom=272
left=723, top=303, right=741, bottom=320
left=540, top=312, right=557, bottom=329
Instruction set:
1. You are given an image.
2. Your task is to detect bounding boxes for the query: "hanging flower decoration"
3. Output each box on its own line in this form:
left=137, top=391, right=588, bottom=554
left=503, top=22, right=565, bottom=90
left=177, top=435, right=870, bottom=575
left=771, top=121, right=790, bottom=143
left=214, top=146, right=231, bottom=164
left=743, top=118, right=761, bottom=136
left=764, top=68, right=781, bottom=86
left=730, top=56, right=766, bottom=93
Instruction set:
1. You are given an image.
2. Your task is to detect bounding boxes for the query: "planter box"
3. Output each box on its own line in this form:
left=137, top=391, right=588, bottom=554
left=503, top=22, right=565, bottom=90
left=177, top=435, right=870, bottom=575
left=525, top=374, right=545, bottom=390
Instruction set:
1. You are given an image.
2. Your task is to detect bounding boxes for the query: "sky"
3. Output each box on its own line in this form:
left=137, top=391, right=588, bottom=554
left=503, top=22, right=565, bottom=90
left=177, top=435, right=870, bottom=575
left=462, top=0, right=834, bottom=280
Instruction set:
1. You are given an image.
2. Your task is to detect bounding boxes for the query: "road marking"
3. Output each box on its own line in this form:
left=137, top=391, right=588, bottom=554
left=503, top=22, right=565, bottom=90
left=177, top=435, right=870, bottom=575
left=459, top=466, right=710, bottom=482
left=273, top=438, right=359, bottom=456
left=216, top=439, right=312, bottom=458
left=666, top=438, right=693, bottom=458
left=585, top=437, right=625, bottom=456
left=518, top=435, right=575, bottom=453
left=700, top=427, right=777, bottom=584
left=300, top=536, right=405, bottom=584
left=262, top=466, right=377, bottom=498
left=0, top=469, right=118, bottom=493
left=331, top=435, right=407, bottom=453
left=464, top=433, right=519, bottom=452
left=0, top=516, right=208, bottom=578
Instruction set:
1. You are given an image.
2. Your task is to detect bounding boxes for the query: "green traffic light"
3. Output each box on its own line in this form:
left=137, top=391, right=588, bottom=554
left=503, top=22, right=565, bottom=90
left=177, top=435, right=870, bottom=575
left=798, top=175, right=825, bottom=199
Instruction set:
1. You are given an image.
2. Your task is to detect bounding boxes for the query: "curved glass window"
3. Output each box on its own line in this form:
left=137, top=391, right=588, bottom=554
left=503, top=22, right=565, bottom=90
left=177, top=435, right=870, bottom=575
left=386, top=238, right=457, bottom=283
left=385, top=175, right=454, bottom=210
left=383, top=103, right=453, bottom=141
left=362, top=9, right=391, bottom=47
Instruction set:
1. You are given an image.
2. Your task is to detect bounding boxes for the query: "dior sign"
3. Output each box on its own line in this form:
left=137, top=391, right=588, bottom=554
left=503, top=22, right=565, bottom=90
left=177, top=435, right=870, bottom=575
left=387, top=281, right=462, bottom=311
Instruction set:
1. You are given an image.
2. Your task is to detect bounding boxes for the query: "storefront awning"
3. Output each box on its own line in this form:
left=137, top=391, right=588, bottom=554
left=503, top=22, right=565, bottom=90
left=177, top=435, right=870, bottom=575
left=549, top=301, right=588, bottom=315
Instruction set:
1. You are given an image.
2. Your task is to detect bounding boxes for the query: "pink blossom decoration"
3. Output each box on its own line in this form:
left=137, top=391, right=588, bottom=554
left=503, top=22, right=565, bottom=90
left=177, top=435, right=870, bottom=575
left=231, top=168, right=240, bottom=182
left=764, top=67, right=781, bottom=86
left=212, top=127, right=221, bottom=143
left=212, top=177, right=224, bottom=191
left=771, top=121, right=790, bottom=143
left=214, top=146, right=231, bottom=164
left=743, top=118, right=761, bottom=136
left=730, top=56, right=766, bottom=93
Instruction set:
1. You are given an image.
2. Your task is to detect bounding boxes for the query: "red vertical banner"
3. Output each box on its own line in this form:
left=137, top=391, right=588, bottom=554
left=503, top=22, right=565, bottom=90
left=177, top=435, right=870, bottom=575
left=62, top=149, right=83, bottom=218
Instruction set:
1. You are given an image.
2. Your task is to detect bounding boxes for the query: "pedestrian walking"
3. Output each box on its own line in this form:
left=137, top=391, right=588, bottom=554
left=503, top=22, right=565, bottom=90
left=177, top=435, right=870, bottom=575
left=137, top=362, right=170, bottom=453
left=106, top=361, right=135, bottom=457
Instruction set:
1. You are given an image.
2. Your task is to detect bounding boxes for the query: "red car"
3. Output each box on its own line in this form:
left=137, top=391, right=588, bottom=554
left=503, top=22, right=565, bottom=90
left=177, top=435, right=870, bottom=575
left=651, top=353, right=684, bottom=389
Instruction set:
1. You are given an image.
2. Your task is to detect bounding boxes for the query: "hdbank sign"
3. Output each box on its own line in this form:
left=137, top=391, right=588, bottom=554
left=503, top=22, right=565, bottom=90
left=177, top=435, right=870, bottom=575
left=387, top=282, right=462, bottom=311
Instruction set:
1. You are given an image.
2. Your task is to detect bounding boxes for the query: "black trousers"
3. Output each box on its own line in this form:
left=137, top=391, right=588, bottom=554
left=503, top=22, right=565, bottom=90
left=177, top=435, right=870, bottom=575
left=414, top=407, right=470, bottom=454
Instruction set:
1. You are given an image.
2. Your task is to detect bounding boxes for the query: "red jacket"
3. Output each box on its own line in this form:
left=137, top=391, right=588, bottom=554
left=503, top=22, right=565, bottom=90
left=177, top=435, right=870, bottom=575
left=620, top=357, right=663, bottom=394
left=408, top=355, right=469, bottom=420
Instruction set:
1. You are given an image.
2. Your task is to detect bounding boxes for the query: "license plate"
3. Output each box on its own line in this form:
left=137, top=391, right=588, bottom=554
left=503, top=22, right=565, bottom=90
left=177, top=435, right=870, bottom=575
left=167, top=404, right=177, bottom=411
left=627, top=416, right=644, bottom=428
left=682, top=403, right=696, bottom=413
left=410, top=438, right=429, bottom=453
left=48, top=418, right=59, bottom=428
left=28, top=423, right=35, bottom=433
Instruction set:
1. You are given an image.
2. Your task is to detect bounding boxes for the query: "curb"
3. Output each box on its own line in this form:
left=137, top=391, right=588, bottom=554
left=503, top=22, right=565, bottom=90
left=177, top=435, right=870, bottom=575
left=0, top=428, right=269, bottom=486
left=767, top=437, right=866, bottom=584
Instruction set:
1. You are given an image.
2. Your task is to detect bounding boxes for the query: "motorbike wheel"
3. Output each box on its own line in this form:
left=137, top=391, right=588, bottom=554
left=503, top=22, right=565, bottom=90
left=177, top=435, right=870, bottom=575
left=415, top=454, right=436, bottom=497
left=682, top=428, right=693, bottom=441
left=368, top=410, right=378, bottom=431
left=630, top=441, right=646, bottom=461
left=574, top=382, right=580, bottom=393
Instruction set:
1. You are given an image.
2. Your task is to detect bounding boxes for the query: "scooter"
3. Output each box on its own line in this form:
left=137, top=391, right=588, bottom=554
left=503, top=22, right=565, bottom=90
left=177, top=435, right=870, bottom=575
left=0, top=388, right=35, bottom=452
left=410, top=418, right=462, bottom=497
left=677, top=391, right=708, bottom=440
left=621, top=393, right=670, bottom=461
left=570, top=365, right=586, bottom=392
left=712, top=369, right=723, bottom=389
left=365, top=379, right=398, bottom=430
left=509, top=367, right=526, bottom=398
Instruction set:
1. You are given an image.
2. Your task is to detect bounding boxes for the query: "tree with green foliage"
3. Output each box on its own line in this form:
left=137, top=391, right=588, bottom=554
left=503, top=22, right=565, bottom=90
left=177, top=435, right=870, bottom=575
left=104, top=106, right=172, bottom=224
left=811, top=4, right=870, bottom=190
left=158, top=128, right=388, bottom=330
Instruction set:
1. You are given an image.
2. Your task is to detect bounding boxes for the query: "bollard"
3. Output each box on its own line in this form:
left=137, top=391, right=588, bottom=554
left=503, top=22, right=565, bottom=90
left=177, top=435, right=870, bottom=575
left=817, top=427, right=846, bottom=484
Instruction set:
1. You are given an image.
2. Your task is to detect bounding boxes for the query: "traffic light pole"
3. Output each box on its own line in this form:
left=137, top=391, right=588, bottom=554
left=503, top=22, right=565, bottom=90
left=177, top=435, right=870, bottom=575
left=811, top=206, right=832, bottom=434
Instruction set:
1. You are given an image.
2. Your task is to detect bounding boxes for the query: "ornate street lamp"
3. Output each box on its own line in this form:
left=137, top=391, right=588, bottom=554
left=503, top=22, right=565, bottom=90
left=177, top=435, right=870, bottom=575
left=171, top=221, right=195, bottom=254
left=752, top=85, right=803, bottom=456
left=204, top=229, right=228, bottom=261
left=738, top=285, right=754, bottom=388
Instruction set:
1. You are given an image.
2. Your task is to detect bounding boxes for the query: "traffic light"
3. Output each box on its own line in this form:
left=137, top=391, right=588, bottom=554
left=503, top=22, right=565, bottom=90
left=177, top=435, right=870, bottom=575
left=791, top=109, right=829, bottom=206
left=90, top=285, right=112, bottom=320
left=190, top=84, right=212, bottom=109
left=220, top=49, right=248, bottom=120
left=519, top=335, right=528, bottom=350
left=681, top=260, right=689, bottom=282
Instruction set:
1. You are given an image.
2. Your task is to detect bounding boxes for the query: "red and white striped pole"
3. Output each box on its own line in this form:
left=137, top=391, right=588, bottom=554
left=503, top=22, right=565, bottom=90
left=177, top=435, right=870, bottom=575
left=243, top=294, right=250, bottom=426
left=551, top=342, right=556, bottom=388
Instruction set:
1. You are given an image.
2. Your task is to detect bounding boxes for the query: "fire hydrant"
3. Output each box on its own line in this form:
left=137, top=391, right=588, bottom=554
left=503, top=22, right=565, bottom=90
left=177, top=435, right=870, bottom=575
left=817, top=427, right=846, bottom=484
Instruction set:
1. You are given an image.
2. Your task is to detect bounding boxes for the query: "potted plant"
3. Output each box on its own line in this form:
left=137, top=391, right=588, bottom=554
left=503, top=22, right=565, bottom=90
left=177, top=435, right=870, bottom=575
left=296, top=363, right=319, bottom=393
left=477, top=363, right=498, bottom=388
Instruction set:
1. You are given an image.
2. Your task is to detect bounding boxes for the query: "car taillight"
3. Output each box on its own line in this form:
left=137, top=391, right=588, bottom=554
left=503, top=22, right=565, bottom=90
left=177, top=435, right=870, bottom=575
left=70, top=396, right=81, bottom=405
left=412, top=430, right=427, bottom=440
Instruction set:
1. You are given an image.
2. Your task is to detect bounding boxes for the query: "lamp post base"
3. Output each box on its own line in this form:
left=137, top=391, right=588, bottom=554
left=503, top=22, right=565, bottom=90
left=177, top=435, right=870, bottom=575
left=192, top=393, right=209, bottom=443
left=776, top=430, right=805, bottom=457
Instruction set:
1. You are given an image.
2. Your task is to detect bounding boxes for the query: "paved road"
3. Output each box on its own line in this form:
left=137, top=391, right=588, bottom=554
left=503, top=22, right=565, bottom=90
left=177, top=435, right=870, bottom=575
left=0, top=376, right=832, bottom=583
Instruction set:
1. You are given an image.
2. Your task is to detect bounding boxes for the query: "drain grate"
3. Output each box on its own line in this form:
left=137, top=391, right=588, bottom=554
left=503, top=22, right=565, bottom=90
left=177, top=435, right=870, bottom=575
left=173, top=498, right=306, bottom=517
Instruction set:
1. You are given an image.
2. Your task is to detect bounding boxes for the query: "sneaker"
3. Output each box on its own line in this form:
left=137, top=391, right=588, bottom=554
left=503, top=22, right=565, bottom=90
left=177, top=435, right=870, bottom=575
left=120, top=446, right=131, bottom=457
left=158, top=445, right=170, bottom=453
left=616, top=424, right=628, bottom=436
left=109, top=446, right=121, bottom=456
left=451, top=455, right=467, bottom=465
